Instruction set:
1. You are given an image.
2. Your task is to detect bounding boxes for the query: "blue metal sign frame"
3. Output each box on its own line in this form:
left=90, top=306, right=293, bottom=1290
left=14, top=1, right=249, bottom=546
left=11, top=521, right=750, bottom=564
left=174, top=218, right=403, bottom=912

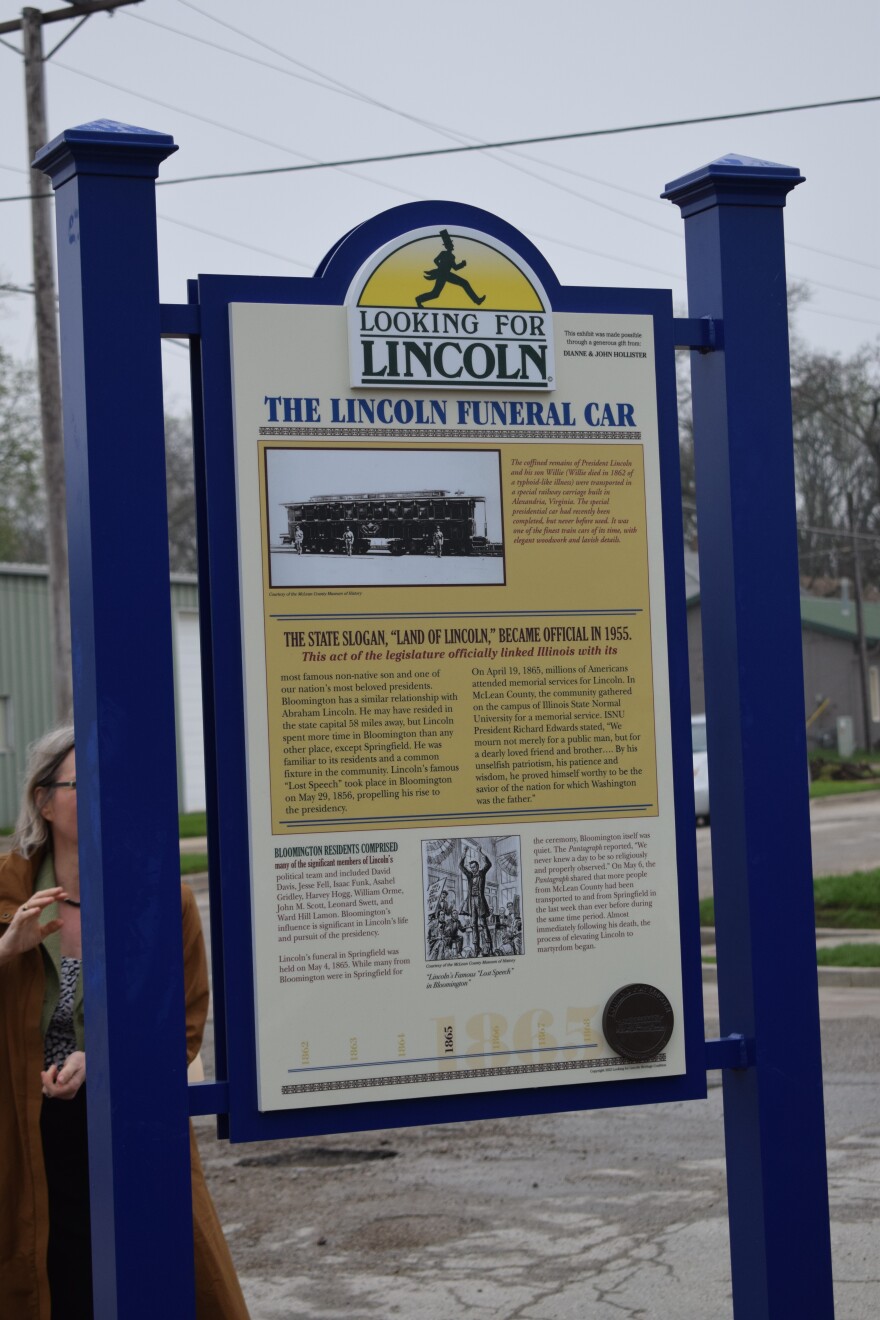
left=35, top=121, right=833, bottom=1318
left=188, top=201, right=707, bottom=1142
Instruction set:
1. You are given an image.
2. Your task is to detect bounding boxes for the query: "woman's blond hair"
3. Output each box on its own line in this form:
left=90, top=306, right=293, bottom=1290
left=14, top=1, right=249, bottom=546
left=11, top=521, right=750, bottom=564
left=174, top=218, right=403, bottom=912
left=11, top=724, right=75, bottom=858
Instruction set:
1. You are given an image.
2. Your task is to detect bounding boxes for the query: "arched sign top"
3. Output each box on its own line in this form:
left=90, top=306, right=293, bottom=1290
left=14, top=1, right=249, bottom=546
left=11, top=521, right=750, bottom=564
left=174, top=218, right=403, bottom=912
left=344, top=221, right=556, bottom=391
left=315, top=200, right=563, bottom=307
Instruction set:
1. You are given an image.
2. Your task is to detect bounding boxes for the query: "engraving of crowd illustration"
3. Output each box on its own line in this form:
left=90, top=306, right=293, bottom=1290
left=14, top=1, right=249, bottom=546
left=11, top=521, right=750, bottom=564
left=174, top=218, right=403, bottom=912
left=424, top=836, right=525, bottom=963
left=228, top=211, right=690, bottom=1114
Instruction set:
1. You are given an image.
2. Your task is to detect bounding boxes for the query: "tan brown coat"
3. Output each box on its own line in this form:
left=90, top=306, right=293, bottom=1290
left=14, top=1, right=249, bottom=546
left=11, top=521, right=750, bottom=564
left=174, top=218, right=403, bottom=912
left=0, top=849, right=249, bottom=1319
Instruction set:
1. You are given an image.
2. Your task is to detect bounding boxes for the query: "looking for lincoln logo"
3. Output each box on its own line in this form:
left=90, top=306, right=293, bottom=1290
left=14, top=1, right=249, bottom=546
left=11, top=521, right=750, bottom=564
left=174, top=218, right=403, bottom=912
left=416, top=230, right=486, bottom=308
left=347, top=223, right=555, bottom=389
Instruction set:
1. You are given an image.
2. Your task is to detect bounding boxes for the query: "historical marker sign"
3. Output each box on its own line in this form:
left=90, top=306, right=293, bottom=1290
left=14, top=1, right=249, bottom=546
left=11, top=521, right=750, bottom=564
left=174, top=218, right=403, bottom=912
left=36, top=117, right=833, bottom=1317
left=224, top=215, right=698, bottom=1112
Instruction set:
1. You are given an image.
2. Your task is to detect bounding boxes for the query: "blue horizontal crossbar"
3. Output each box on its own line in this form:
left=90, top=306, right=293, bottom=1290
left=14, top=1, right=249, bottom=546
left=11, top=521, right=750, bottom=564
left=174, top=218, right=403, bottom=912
left=673, top=317, right=722, bottom=352
left=188, top=1080, right=230, bottom=1116
left=160, top=303, right=201, bottom=337
left=705, top=1034, right=753, bottom=1071
left=161, top=304, right=710, bottom=350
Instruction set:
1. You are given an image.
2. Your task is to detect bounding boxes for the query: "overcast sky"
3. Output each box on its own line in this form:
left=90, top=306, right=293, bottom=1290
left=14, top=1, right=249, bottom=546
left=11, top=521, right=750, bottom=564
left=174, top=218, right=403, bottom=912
left=1, top=0, right=878, bottom=411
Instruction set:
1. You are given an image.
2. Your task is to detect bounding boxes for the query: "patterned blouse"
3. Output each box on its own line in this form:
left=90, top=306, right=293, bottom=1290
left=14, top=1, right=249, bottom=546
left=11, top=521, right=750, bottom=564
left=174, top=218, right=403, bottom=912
left=43, top=956, right=81, bottom=1071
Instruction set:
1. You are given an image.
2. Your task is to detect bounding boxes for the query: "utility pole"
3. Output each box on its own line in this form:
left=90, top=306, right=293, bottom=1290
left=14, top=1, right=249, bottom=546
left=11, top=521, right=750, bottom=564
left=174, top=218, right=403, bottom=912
left=847, top=492, right=873, bottom=752
left=1, top=1, right=143, bottom=719
left=22, top=7, right=69, bottom=719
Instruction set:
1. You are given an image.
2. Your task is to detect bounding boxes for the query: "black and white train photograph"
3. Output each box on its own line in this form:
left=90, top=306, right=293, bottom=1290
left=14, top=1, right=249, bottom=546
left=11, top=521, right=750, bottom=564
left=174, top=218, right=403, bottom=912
left=422, top=835, right=524, bottom=961
left=264, top=447, right=505, bottom=588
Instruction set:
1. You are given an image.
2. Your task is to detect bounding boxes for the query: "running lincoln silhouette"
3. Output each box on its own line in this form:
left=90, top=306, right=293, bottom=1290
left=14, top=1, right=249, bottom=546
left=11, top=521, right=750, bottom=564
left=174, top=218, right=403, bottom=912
left=416, top=230, right=485, bottom=307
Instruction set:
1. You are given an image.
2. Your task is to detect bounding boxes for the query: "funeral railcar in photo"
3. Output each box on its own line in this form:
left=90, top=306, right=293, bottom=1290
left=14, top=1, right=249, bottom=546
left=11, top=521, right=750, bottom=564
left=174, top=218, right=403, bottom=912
left=280, top=489, right=492, bottom=555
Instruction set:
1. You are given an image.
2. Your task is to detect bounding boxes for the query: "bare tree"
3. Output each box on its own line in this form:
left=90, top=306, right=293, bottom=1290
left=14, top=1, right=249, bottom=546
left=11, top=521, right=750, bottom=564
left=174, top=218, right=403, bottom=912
left=676, top=348, right=697, bottom=546
left=678, top=281, right=880, bottom=592
left=0, top=346, right=45, bottom=563
left=792, top=341, right=880, bottom=586
left=0, top=341, right=198, bottom=579
left=164, top=412, right=198, bottom=574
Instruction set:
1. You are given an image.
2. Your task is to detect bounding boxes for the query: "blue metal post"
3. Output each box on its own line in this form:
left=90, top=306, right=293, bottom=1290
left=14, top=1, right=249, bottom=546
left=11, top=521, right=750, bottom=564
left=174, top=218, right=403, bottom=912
left=664, top=157, right=834, bottom=1317
left=35, top=122, right=196, bottom=1317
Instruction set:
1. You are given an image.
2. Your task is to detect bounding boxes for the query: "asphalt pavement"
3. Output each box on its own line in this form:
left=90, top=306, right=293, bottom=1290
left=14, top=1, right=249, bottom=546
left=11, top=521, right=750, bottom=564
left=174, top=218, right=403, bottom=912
left=7, top=802, right=878, bottom=1315
left=187, top=871, right=880, bottom=1320
left=696, top=791, right=880, bottom=898
left=192, top=982, right=880, bottom=1320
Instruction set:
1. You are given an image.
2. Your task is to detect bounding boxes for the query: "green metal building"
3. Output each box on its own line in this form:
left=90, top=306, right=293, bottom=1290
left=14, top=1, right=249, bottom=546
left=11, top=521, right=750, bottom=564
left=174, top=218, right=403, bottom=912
left=0, top=564, right=203, bottom=829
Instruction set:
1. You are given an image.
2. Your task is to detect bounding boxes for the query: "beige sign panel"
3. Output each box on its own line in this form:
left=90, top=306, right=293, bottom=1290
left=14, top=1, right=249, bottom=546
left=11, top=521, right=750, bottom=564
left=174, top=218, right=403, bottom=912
left=229, top=228, right=684, bottom=1111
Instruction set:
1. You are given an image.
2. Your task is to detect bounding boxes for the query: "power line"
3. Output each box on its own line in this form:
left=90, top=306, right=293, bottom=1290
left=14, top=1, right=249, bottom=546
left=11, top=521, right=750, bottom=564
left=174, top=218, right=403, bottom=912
left=519, top=154, right=880, bottom=281
left=525, top=230, right=684, bottom=283
left=168, top=1, right=510, bottom=152
left=126, top=6, right=382, bottom=110
left=151, top=94, right=880, bottom=188
left=1, top=51, right=878, bottom=287
left=132, top=5, right=692, bottom=242
left=789, top=240, right=880, bottom=275
left=157, top=213, right=314, bottom=271
left=161, top=337, right=190, bottom=357
left=790, top=274, right=880, bottom=307
left=108, top=6, right=880, bottom=285
left=0, top=191, right=48, bottom=203
left=4, top=10, right=880, bottom=287
left=45, top=56, right=429, bottom=209
left=681, top=498, right=880, bottom=543
left=48, top=57, right=334, bottom=164
left=799, top=306, right=880, bottom=330
left=1, top=18, right=876, bottom=325
left=512, top=154, right=880, bottom=281
left=798, top=522, right=880, bottom=545
left=66, top=18, right=691, bottom=244
left=6, top=208, right=877, bottom=333
left=158, top=3, right=880, bottom=286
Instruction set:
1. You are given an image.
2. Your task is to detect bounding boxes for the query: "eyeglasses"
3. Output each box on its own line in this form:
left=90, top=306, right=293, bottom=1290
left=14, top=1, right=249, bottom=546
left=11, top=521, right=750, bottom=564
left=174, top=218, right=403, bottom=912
left=43, top=779, right=76, bottom=790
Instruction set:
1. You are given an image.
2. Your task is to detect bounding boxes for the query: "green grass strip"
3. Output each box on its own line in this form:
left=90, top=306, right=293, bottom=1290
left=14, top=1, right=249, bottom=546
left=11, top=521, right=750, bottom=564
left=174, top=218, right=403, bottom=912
left=178, top=811, right=207, bottom=839
left=815, top=908, right=880, bottom=928
left=180, top=852, right=209, bottom=876
left=813, top=870, right=880, bottom=907
left=809, top=779, right=880, bottom=800
left=703, top=946, right=880, bottom=967
left=816, top=943, right=880, bottom=968
left=701, top=870, right=880, bottom=931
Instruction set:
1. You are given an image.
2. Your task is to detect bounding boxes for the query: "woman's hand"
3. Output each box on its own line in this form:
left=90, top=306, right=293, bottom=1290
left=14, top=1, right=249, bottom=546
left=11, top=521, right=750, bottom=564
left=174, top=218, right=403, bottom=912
left=0, top=888, right=66, bottom=964
left=41, top=1050, right=86, bottom=1100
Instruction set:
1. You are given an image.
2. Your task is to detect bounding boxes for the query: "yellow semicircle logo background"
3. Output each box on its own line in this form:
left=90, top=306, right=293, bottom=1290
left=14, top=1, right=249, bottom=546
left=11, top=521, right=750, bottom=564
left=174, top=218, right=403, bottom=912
left=358, top=235, right=544, bottom=311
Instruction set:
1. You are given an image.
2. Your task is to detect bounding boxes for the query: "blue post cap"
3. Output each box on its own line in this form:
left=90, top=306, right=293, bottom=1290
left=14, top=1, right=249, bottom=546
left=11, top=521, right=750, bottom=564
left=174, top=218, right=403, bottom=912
left=34, top=119, right=178, bottom=188
left=662, top=153, right=804, bottom=217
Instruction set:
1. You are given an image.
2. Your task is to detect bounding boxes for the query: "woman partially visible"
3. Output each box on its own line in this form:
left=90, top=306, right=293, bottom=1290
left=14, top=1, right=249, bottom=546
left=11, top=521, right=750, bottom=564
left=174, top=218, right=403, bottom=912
left=0, top=726, right=249, bottom=1319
